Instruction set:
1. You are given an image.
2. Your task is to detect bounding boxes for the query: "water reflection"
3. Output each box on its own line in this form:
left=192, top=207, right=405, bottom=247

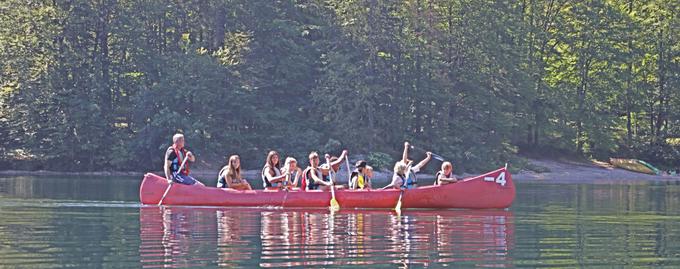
left=2, top=176, right=680, bottom=268
left=139, top=207, right=514, bottom=268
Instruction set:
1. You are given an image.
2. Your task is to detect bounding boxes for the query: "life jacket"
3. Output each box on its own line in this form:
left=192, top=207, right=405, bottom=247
left=281, top=168, right=297, bottom=187
left=171, top=146, right=190, bottom=176
left=397, top=173, right=407, bottom=189
left=434, top=171, right=452, bottom=185
left=217, top=166, right=228, bottom=188
left=350, top=169, right=366, bottom=189
left=405, top=168, right=417, bottom=188
left=261, top=165, right=281, bottom=188
left=302, top=167, right=321, bottom=190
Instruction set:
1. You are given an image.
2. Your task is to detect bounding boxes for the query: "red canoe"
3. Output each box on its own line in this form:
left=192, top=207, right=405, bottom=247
left=139, top=167, right=515, bottom=209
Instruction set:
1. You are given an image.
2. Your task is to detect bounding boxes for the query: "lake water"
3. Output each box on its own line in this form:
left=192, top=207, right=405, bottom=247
left=1, top=175, right=679, bottom=268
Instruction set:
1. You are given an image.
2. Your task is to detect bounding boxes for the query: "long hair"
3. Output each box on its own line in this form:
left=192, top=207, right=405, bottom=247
left=282, top=157, right=297, bottom=173
left=226, top=155, right=241, bottom=180
left=265, top=150, right=280, bottom=169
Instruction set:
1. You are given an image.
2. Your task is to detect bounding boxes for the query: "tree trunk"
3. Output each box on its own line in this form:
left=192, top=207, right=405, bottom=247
left=212, top=2, right=227, bottom=50
left=655, top=28, right=666, bottom=139
left=625, top=0, right=634, bottom=145
left=99, top=2, right=112, bottom=120
left=576, top=56, right=590, bottom=154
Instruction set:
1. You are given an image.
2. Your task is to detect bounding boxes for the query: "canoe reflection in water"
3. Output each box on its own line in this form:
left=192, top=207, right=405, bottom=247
left=140, top=207, right=514, bottom=267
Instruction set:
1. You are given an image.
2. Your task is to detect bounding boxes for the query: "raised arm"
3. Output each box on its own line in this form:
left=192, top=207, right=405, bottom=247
left=331, top=150, right=349, bottom=167
left=414, top=152, right=432, bottom=171
left=402, top=142, right=410, bottom=163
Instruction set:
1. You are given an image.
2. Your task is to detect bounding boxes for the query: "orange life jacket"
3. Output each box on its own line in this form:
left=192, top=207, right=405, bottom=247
left=172, top=145, right=190, bottom=175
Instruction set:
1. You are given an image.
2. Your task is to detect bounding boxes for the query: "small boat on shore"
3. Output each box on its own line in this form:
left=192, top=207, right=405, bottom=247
left=139, top=167, right=515, bottom=209
left=609, top=158, right=661, bottom=175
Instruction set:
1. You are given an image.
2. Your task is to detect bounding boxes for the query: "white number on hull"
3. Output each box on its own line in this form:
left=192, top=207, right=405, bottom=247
left=484, top=172, right=506, bottom=186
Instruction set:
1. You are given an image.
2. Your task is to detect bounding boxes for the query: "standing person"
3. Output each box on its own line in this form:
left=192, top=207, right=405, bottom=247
left=350, top=160, right=369, bottom=190
left=435, top=162, right=458, bottom=185
left=217, top=155, right=252, bottom=190
left=262, top=151, right=288, bottom=189
left=164, top=134, right=203, bottom=186
left=302, top=152, right=333, bottom=191
left=382, top=142, right=432, bottom=189
left=281, top=157, right=302, bottom=188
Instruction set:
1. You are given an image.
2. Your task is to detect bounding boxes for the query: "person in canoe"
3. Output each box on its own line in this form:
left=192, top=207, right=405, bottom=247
left=328, top=150, right=349, bottom=175
left=382, top=141, right=432, bottom=189
left=365, top=165, right=374, bottom=188
left=319, top=153, right=347, bottom=188
left=164, top=133, right=203, bottom=186
left=281, top=157, right=302, bottom=188
left=262, top=151, right=288, bottom=189
left=302, top=152, right=333, bottom=191
left=350, top=160, right=371, bottom=189
left=435, top=161, right=458, bottom=185
left=217, top=155, right=252, bottom=190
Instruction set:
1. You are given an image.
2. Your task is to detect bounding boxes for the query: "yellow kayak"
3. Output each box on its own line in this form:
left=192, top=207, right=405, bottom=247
left=609, top=158, right=661, bottom=175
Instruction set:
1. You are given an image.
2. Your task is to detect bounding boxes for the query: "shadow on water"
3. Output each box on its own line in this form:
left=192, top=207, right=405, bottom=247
left=139, top=207, right=514, bottom=268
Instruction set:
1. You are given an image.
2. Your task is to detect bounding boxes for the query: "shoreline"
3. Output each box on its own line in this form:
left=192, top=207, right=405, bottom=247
left=1, top=158, right=678, bottom=184
left=512, top=159, right=679, bottom=183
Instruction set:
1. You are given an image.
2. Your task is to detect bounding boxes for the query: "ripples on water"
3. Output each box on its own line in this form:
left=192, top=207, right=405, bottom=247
left=1, top=175, right=680, bottom=267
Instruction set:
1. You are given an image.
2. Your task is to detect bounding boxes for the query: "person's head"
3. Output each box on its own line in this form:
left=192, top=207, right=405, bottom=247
left=394, top=161, right=408, bottom=176
left=365, top=165, right=374, bottom=178
left=308, top=152, right=319, bottom=167
left=266, top=151, right=280, bottom=168
left=442, top=162, right=453, bottom=175
left=355, top=160, right=367, bottom=173
left=284, top=157, right=298, bottom=170
left=226, top=155, right=241, bottom=178
left=172, top=133, right=185, bottom=149
left=229, top=155, right=241, bottom=169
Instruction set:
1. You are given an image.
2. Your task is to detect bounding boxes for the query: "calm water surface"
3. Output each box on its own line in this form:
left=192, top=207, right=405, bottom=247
left=1, top=175, right=679, bottom=268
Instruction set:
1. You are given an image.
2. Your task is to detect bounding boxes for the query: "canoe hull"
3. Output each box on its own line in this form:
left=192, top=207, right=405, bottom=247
left=140, top=167, right=515, bottom=209
left=610, top=158, right=660, bottom=175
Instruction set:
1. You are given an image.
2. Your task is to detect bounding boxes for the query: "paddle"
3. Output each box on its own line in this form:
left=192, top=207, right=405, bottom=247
left=345, top=156, right=351, bottom=188
left=410, top=145, right=445, bottom=161
left=326, top=156, right=340, bottom=211
left=158, top=154, right=189, bottom=206
left=394, top=162, right=413, bottom=214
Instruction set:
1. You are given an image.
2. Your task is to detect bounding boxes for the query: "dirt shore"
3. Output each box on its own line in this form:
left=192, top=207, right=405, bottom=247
left=513, top=159, right=679, bottom=183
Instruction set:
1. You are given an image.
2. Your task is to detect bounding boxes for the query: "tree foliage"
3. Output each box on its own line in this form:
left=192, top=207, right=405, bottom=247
left=0, top=0, right=678, bottom=172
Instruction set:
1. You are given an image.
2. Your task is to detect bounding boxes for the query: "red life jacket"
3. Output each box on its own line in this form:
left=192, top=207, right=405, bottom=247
left=172, top=145, right=190, bottom=175
left=300, top=167, right=310, bottom=191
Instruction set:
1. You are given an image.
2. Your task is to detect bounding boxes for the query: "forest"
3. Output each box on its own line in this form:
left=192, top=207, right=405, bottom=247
left=0, top=0, right=678, bottom=172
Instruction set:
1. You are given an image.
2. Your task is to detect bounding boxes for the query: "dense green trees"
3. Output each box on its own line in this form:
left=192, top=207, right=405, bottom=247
left=0, top=0, right=677, bottom=172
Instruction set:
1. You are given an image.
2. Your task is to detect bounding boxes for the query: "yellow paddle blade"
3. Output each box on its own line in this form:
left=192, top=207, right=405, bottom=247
left=330, top=198, right=340, bottom=211
left=394, top=191, right=403, bottom=213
